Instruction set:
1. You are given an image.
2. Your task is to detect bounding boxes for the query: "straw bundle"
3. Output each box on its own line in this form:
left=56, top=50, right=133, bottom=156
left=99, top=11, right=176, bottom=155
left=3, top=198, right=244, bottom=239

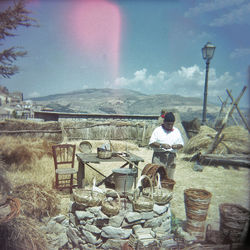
left=221, top=126, right=250, bottom=154
left=12, top=183, right=60, bottom=219
left=0, top=215, right=48, bottom=250
left=183, top=125, right=249, bottom=154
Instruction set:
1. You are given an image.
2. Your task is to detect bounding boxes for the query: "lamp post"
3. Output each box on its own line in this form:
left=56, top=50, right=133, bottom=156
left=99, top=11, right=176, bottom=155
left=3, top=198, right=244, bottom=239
left=201, top=42, right=216, bottom=124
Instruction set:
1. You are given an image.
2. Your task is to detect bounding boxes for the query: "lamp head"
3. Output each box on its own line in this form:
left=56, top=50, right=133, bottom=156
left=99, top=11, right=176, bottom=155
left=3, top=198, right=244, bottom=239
left=202, top=42, right=216, bottom=61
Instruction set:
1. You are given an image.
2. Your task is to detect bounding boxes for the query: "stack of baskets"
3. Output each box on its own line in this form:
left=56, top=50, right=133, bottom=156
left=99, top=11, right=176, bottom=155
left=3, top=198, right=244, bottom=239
left=141, top=164, right=176, bottom=191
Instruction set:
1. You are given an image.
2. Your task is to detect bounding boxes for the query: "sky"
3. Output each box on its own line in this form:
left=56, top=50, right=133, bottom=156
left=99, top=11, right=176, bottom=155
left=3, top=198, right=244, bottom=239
left=1, top=0, right=250, bottom=107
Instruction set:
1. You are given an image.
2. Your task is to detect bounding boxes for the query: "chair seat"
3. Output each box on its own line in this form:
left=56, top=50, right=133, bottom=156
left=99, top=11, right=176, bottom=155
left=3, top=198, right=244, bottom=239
left=56, top=168, right=78, bottom=175
left=52, top=144, right=77, bottom=193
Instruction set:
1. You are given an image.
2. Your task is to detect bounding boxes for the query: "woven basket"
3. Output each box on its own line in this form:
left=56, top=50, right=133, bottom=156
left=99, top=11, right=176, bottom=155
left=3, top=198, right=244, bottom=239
left=73, top=189, right=104, bottom=207
left=101, top=189, right=121, bottom=217
left=219, top=203, right=250, bottom=243
left=0, top=197, right=21, bottom=224
left=161, top=178, right=176, bottom=191
left=79, top=141, right=92, bottom=153
left=133, top=175, right=154, bottom=212
left=146, top=173, right=173, bottom=205
left=141, top=164, right=176, bottom=191
left=184, top=188, right=212, bottom=240
left=97, top=148, right=112, bottom=159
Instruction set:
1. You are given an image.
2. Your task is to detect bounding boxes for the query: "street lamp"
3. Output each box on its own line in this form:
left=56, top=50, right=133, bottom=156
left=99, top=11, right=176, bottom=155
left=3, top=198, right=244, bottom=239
left=201, top=42, right=216, bottom=124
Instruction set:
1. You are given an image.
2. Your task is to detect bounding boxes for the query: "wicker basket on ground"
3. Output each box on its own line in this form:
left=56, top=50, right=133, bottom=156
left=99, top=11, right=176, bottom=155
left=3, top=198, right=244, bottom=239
left=73, top=177, right=105, bottom=207
left=146, top=173, right=173, bottom=205
left=73, top=189, right=104, bottom=207
left=133, top=175, right=154, bottom=212
left=219, top=203, right=250, bottom=243
left=101, top=189, right=121, bottom=217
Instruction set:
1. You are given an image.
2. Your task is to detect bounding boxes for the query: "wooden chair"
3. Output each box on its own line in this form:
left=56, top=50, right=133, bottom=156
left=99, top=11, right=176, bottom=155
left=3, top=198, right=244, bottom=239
left=52, top=144, right=78, bottom=193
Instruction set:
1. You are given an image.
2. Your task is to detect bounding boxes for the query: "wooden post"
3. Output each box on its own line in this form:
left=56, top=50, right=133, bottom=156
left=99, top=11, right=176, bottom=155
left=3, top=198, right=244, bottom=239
left=206, top=86, right=247, bottom=154
left=226, top=87, right=249, bottom=132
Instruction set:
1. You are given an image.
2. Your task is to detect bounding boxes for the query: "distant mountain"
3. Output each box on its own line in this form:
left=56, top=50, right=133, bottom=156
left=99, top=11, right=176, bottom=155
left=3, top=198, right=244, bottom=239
left=30, top=88, right=220, bottom=121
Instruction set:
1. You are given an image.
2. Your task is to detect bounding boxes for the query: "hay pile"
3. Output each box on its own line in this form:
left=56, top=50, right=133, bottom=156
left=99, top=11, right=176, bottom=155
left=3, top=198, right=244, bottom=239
left=12, top=183, right=60, bottom=219
left=0, top=136, right=53, bottom=171
left=183, top=125, right=250, bottom=154
left=0, top=215, right=48, bottom=250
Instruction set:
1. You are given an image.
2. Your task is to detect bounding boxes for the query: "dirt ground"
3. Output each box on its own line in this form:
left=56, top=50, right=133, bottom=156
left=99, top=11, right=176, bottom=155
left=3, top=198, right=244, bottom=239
left=66, top=140, right=250, bottom=232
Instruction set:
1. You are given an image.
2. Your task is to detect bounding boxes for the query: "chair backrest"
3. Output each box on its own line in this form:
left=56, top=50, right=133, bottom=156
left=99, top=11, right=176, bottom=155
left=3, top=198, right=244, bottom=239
left=52, top=144, right=76, bottom=170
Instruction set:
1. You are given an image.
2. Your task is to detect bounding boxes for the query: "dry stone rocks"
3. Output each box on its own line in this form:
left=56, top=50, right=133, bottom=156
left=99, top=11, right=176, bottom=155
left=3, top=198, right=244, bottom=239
left=41, top=202, right=176, bottom=249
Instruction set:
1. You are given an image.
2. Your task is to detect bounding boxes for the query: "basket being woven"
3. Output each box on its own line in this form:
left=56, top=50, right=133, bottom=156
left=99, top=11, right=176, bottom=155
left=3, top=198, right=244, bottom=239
left=101, top=189, right=121, bottom=217
left=133, top=175, right=154, bottom=212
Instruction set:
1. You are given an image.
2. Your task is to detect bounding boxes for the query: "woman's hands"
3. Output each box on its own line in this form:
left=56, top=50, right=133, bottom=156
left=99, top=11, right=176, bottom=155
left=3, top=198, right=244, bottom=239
left=160, top=144, right=183, bottom=150
left=149, top=142, right=183, bottom=150
left=172, top=144, right=183, bottom=150
left=160, top=144, right=171, bottom=149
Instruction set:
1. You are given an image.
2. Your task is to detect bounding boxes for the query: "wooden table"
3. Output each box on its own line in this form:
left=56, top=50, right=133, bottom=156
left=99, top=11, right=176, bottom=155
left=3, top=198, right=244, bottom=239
left=76, top=152, right=144, bottom=188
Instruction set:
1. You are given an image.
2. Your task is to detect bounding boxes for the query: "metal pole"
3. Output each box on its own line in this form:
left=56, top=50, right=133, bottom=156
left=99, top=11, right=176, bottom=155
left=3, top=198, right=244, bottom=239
left=202, top=59, right=210, bottom=124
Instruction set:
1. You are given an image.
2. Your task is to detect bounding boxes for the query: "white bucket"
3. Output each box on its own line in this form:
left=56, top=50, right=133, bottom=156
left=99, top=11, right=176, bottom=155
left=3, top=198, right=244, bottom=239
left=112, top=168, right=136, bottom=193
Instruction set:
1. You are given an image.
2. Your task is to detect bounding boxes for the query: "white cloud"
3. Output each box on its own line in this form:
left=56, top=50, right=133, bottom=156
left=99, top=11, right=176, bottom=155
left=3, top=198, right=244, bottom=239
left=134, top=69, right=147, bottom=81
left=184, top=0, right=246, bottom=17
left=230, top=48, right=250, bottom=59
left=27, top=91, right=40, bottom=98
left=114, top=66, right=237, bottom=100
left=210, top=2, right=250, bottom=26
left=82, top=84, right=89, bottom=89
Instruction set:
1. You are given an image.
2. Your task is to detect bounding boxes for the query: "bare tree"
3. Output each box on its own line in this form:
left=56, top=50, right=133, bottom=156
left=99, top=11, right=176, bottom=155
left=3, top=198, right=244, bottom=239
left=0, top=0, right=38, bottom=78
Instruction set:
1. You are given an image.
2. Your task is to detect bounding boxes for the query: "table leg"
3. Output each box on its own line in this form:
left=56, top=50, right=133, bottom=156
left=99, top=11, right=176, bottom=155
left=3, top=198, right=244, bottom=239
left=131, top=161, right=139, bottom=188
left=77, top=161, right=85, bottom=188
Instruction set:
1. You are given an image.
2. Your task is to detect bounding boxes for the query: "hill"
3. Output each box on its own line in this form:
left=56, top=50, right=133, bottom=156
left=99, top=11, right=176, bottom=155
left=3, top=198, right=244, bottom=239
left=30, top=88, right=220, bottom=121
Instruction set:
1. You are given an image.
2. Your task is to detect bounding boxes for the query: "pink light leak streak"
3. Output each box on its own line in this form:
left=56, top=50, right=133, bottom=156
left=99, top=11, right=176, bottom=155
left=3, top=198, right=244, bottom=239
left=67, top=0, right=121, bottom=81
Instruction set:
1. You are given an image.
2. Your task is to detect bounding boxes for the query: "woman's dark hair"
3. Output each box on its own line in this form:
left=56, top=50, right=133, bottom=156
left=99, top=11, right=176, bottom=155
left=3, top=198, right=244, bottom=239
left=164, top=112, right=175, bottom=122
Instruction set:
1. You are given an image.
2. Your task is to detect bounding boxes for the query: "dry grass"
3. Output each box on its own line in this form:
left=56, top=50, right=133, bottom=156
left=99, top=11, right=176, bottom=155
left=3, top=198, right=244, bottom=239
left=0, top=136, right=53, bottom=171
left=0, top=118, right=60, bottom=131
left=172, top=153, right=250, bottom=230
left=12, top=183, right=60, bottom=219
left=0, top=215, right=48, bottom=250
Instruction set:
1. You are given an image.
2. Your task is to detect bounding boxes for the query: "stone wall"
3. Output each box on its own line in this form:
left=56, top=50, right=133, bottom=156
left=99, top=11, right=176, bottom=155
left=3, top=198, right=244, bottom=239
left=42, top=200, right=177, bottom=249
